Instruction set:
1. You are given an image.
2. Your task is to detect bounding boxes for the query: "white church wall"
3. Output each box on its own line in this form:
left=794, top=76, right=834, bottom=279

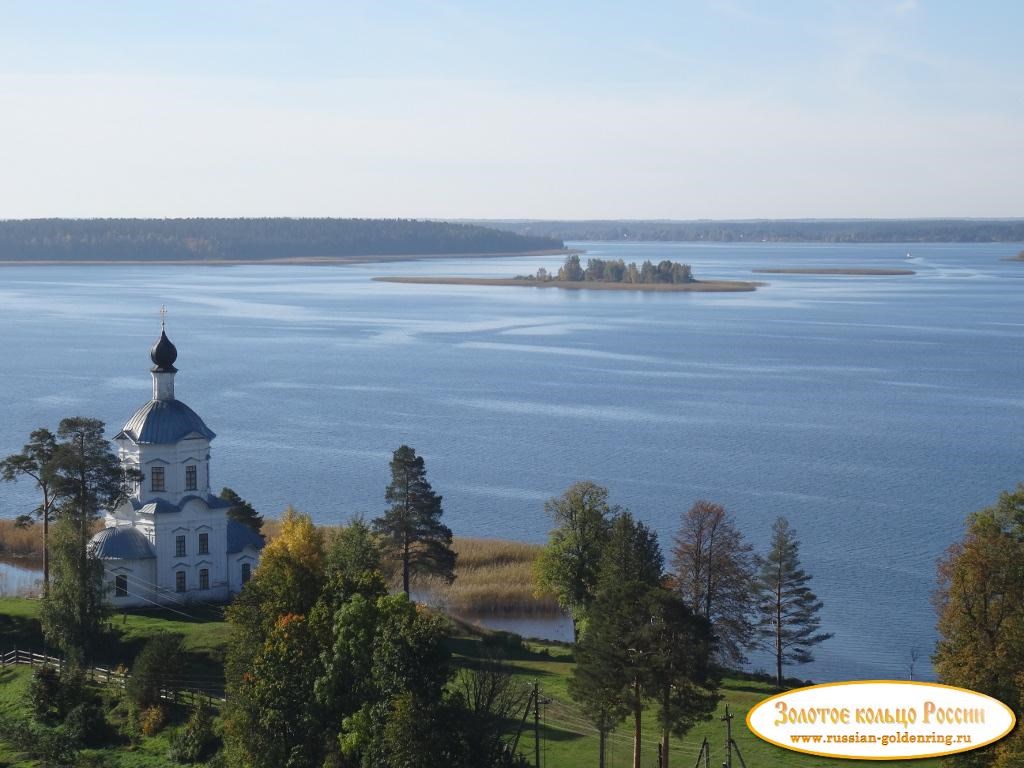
left=105, top=559, right=157, bottom=609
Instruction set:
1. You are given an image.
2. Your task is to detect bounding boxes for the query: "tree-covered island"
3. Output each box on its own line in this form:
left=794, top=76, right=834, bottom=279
left=376, top=254, right=761, bottom=292
left=515, top=254, right=694, bottom=284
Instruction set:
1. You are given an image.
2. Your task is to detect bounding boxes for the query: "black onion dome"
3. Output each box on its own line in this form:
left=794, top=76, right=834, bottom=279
left=150, top=330, right=178, bottom=372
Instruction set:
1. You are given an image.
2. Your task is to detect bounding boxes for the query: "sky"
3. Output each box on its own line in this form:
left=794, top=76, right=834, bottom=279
left=1, top=1, right=1022, bottom=219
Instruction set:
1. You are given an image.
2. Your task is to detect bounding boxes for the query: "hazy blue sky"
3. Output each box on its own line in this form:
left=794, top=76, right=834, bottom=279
left=1, top=1, right=1021, bottom=218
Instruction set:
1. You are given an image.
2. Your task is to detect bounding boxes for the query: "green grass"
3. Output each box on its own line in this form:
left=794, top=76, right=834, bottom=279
left=0, top=665, right=217, bottom=768
left=0, top=597, right=231, bottom=691
left=446, top=628, right=943, bottom=768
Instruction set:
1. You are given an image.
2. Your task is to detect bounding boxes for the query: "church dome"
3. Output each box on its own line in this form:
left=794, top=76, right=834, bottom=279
left=89, top=526, right=156, bottom=560
left=120, top=399, right=216, bottom=444
left=150, top=329, right=178, bottom=372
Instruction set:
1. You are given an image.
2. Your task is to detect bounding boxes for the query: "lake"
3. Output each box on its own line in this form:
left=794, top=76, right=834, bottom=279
left=1, top=241, right=1022, bottom=681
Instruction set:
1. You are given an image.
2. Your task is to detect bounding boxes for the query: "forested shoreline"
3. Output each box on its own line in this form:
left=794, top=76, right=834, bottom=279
left=472, top=218, right=1024, bottom=243
left=0, top=218, right=564, bottom=262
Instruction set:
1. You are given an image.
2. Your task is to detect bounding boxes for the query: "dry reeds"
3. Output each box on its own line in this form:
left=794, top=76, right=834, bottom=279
left=261, top=518, right=557, bottom=616
left=418, top=537, right=559, bottom=616
left=0, top=519, right=44, bottom=558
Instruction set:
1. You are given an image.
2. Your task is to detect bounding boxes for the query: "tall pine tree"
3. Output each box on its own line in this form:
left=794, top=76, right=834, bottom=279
left=756, top=517, right=832, bottom=687
left=373, top=445, right=455, bottom=597
left=1, top=427, right=60, bottom=590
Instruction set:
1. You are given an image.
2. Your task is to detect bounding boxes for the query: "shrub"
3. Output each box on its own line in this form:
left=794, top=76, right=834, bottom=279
left=35, top=726, right=78, bottom=766
left=128, top=633, right=184, bottom=709
left=121, top=702, right=143, bottom=744
left=29, top=665, right=62, bottom=722
left=167, top=701, right=218, bottom=763
left=64, top=701, right=108, bottom=747
left=139, top=705, right=167, bottom=737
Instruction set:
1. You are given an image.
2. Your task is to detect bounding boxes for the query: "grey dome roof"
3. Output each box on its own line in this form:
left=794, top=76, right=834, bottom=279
left=89, top=527, right=156, bottom=560
left=150, top=329, right=178, bottom=372
left=118, top=399, right=216, bottom=444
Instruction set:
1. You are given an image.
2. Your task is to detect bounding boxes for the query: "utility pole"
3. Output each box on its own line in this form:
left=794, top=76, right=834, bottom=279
left=533, top=681, right=541, bottom=768
left=722, top=704, right=733, bottom=768
left=721, top=704, right=748, bottom=768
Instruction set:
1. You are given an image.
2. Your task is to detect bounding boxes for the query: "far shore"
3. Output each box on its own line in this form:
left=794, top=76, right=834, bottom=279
left=0, top=247, right=579, bottom=268
left=752, top=267, right=915, bottom=276
left=373, top=276, right=762, bottom=292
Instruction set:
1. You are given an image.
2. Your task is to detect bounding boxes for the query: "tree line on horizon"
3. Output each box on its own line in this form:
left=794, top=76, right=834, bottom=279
left=488, top=218, right=1024, bottom=243
left=0, top=218, right=563, bottom=261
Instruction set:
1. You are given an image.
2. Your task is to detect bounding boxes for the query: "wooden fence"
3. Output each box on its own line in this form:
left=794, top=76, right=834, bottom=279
left=0, top=648, right=225, bottom=706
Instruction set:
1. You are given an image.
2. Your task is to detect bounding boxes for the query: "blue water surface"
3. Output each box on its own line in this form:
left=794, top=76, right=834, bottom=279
left=1, top=241, right=1021, bottom=681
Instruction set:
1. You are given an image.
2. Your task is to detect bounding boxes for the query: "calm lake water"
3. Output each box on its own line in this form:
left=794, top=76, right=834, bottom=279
left=1, top=241, right=1022, bottom=681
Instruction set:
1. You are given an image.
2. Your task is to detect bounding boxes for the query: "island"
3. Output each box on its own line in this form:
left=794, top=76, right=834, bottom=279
left=752, top=268, right=915, bottom=276
left=375, top=254, right=762, bottom=292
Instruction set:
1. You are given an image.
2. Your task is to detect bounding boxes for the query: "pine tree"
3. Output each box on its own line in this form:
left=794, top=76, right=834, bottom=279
left=220, top=487, right=264, bottom=533
left=373, top=445, right=455, bottom=597
left=1, top=427, right=60, bottom=590
left=570, top=512, right=663, bottom=768
left=756, top=517, right=832, bottom=687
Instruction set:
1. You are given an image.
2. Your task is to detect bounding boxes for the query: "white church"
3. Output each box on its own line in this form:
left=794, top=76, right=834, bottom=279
left=88, top=324, right=264, bottom=607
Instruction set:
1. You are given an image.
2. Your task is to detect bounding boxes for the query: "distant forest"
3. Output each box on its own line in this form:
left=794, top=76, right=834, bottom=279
left=0, top=219, right=563, bottom=261
left=471, top=219, right=1024, bottom=243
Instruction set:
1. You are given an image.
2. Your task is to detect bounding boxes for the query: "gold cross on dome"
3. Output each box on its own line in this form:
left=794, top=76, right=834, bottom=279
left=160, top=304, right=167, bottom=329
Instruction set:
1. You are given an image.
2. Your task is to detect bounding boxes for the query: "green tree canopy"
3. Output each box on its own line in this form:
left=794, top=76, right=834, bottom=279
left=755, top=517, right=832, bottom=687
left=127, top=633, right=185, bottom=710
left=326, top=515, right=383, bottom=580
left=39, top=417, right=134, bottom=661
left=39, top=519, right=108, bottom=661
left=372, top=445, right=456, bottom=597
left=534, top=481, right=616, bottom=641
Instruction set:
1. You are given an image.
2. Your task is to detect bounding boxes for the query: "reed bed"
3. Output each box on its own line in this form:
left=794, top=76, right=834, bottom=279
left=239, top=519, right=558, bottom=615
left=419, top=537, right=559, bottom=616
left=0, top=519, right=44, bottom=558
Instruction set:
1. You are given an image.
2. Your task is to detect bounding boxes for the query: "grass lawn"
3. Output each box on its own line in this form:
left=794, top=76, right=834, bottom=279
left=0, top=665, right=215, bottom=768
left=0, top=597, right=231, bottom=693
left=448, top=631, right=943, bottom=768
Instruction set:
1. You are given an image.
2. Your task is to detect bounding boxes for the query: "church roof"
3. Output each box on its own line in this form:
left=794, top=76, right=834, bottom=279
left=89, top=526, right=156, bottom=560
left=129, top=493, right=232, bottom=515
left=227, top=520, right=265, bottom=553
left=117, top=398, right=216, bottom=444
